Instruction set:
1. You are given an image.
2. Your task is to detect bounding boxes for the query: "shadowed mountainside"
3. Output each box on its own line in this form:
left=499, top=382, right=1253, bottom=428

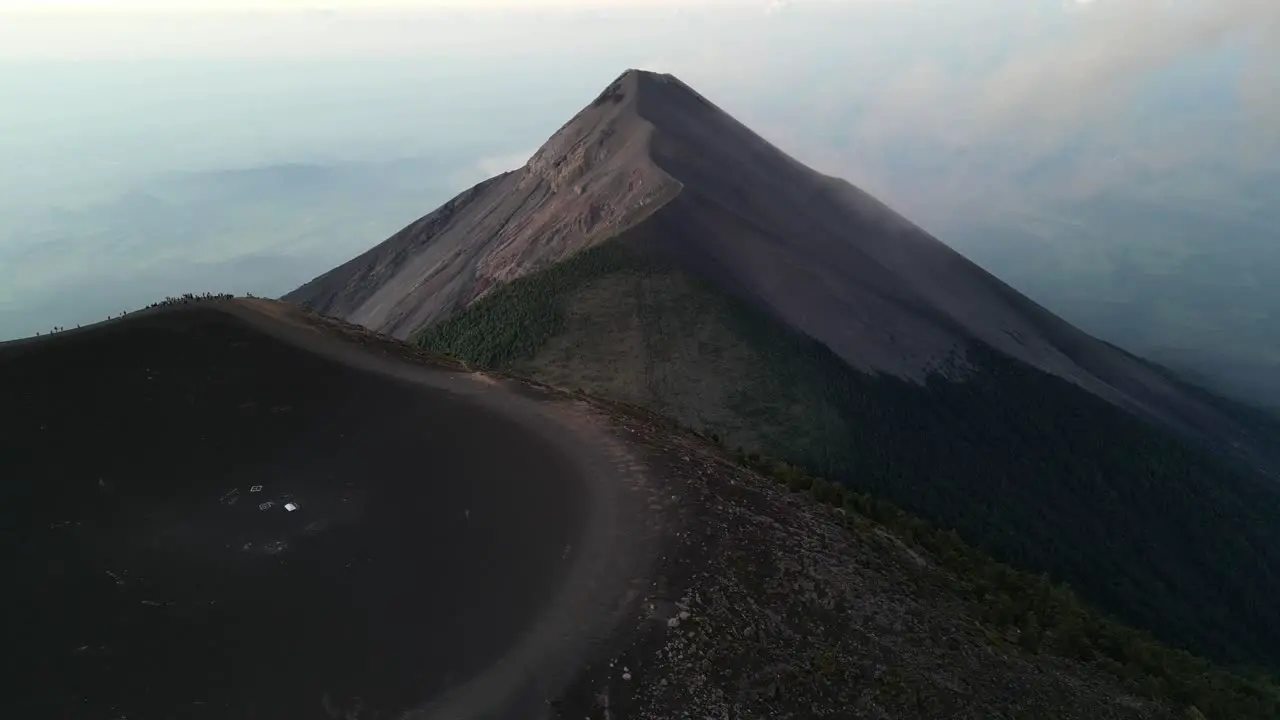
left=413, top=237, right=1280, bottom=673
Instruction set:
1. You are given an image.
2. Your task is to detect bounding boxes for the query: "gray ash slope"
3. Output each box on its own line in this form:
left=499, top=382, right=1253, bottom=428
left=1, top=299, right=661, bottom=720
left=285, top=71, right=678, bottom=342
left=286, top=69, right=1273, bottom=465
left=15, top=300, right=1271, bottom=719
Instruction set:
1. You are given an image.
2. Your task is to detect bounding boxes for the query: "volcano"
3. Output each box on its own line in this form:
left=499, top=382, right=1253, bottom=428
left=287, top=69, right=1280, bottom=670
left=287, top=69, right=1272, bottom=454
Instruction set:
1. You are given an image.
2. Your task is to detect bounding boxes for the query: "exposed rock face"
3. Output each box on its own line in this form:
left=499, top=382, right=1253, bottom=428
left=285, top=70, right=679, bottom=340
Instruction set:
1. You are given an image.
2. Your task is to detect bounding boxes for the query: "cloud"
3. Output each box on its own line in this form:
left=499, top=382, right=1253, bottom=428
left=971, top=0, right=1280, bottom=134
left=797, top=0, right=1280, bottom=228
left=844, top=1, right=1278, bottom=143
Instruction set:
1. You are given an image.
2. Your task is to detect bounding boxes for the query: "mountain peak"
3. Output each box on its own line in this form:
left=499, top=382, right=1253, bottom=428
left=518, top=70, right=677, bottom=206
left=531, top=69, right=724, bottom=162
left=283, top=68, right=1238, bottom=421
left=594, top=68, right=683, bottom=92
left=519, top=68, right=744, bottom=210
left=606, top=69, right=730, bottom=128
left=597, top=68, right=716, bottom=105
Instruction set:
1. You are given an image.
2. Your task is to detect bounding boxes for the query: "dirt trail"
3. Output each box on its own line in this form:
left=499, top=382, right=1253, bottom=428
left=226, top=299, right=671, bottom=719
left=5, top=299, right=669, bottom=720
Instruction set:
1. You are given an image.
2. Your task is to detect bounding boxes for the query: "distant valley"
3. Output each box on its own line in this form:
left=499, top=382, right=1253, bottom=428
left=948, top=186, right=1280, bottom=413
left=0, top=156, right=485, bottom=340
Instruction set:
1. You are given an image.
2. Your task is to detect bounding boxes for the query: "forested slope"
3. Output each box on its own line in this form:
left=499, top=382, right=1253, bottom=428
left=417, top=238, right=1280, bottom=673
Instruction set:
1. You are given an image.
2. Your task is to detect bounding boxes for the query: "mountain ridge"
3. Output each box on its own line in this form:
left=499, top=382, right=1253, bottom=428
left=288, top=69, right=1280, bottom=668
left=412, top=232, right=1280, bottom=670
left=14, top=297, right=1280, bottom=718
left=288, top=69, right=1273, bottom=465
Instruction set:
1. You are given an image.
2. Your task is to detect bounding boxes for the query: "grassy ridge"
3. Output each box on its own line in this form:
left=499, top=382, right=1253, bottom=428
left=414, top=239, right=1280, bottom=681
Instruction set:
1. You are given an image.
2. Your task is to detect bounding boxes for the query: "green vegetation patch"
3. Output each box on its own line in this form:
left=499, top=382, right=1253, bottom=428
left=416, top=240, right=667, bottom=367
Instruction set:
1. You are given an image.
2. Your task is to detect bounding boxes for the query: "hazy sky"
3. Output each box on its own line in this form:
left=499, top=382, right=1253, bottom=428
left=3, top=0, right=806, bottom=8
left=3, top=0, right=1275, bottom=210
left=1, top=0, right=1277, bottom=360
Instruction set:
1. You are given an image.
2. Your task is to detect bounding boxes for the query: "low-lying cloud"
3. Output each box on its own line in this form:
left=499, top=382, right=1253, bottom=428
left=974, top=0, right=1280, bottom=134
left=777, top=0, right=1280, bottom=226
